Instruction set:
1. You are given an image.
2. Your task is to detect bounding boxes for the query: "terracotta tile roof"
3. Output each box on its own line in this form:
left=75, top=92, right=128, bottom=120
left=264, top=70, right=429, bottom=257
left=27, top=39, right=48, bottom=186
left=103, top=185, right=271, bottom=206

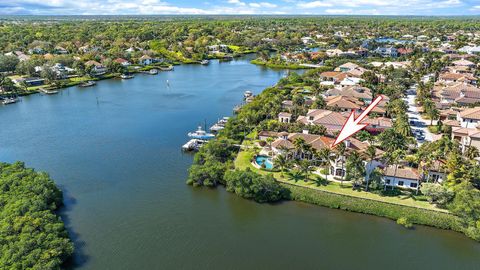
left=383, top=165, right=421, bottom=180
left=326, top=96, right=362, bottom=110
left=297, top=109, right=347, bottom=130
left=452, top=59, right=475, bottom=66
left=320, top=71, right=342, bottom=78
left=363, top=117, right=393, bottom=128
left=271, top=138, right=294, bottom=149
left=278, top=112, right=292, bottom=117
left=258, top=131, right=279, bottom=138
left=459, top=107, right=480, bottom=120
left=326, top=86, right=372, bottom=100
left=443, top=119, right=461, bottom=127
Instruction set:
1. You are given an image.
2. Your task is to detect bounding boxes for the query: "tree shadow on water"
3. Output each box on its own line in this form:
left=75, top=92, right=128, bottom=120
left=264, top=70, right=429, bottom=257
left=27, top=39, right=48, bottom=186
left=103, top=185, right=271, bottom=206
left=58, top=187, right=89, bottom=270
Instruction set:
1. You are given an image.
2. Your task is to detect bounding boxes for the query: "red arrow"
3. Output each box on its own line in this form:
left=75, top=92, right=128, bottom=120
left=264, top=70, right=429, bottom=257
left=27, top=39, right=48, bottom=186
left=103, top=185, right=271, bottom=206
left=332, top=95, right=384, bottom=148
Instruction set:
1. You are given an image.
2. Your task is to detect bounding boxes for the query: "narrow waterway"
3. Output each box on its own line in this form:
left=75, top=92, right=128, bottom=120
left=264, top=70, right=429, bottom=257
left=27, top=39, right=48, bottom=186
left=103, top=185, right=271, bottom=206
left=0, top=56, right=479, bottom=270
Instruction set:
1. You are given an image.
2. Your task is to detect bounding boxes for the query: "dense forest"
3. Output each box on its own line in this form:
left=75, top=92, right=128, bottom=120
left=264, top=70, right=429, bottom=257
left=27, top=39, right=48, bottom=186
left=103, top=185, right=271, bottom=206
left=0, top=162, right=73, bottom=269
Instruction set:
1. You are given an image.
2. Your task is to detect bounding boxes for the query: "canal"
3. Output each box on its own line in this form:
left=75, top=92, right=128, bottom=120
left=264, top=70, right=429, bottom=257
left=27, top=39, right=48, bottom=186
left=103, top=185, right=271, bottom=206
left=0, top=56, right=479, bottom=269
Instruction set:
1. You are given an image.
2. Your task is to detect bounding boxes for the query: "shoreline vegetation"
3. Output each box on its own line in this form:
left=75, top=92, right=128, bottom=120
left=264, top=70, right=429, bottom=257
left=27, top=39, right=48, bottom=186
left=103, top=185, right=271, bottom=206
left=0, top=162, right=73, bottom=269
left=187, top=68, right=480, bottom=242
left=2, top=51, right=256, bottom=97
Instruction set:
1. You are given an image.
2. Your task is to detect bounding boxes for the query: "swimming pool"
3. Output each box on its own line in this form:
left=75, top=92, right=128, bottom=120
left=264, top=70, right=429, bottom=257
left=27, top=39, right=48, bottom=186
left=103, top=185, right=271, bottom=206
left=255, top=155, right=274, bottom=169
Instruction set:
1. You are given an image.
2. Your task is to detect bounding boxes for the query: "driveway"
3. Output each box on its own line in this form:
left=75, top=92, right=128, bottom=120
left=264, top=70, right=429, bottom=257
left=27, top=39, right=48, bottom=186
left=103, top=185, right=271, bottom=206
left=403, top=87, right=438, bottom=145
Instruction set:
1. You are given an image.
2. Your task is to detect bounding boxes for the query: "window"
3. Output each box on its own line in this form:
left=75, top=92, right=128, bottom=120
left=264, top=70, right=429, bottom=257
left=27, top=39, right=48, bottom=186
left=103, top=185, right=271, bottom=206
left=385, top=179, right=391, bottom=184
left=398, top=181, right=404, bottom=186
left=410, top=183, right=418, bottom=188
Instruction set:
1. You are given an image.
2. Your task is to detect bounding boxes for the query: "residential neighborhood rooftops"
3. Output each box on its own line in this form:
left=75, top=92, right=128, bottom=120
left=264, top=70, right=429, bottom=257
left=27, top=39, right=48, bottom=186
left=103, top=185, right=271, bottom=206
left=459, top=107, right=480, bottom=120
left=383, top=165, right=421, bottom=180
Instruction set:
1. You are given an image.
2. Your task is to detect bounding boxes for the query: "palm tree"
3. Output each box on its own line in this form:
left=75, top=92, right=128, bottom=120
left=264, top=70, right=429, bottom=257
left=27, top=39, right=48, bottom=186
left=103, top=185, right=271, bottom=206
left=346, top=151, right=365, bottom=189
left=293, top=137, right=307, bottom=160
left=274, top=154, right=288, bottom=173
left=465, top=146, right=480, bottom=160
left=318, top=147, right=332, bottom=178
left=334, top=142, right=347, bottom=185
left=429, top=108, right=439, bottom=126
left=297, top=159, right=313, bottom=182
left=364, top=145, right=377, bottom=191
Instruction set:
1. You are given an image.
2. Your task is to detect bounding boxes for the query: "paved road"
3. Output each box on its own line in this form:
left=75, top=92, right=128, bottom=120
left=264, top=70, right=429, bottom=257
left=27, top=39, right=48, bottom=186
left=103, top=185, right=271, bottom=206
left=403, top=87, right=437, bottom=145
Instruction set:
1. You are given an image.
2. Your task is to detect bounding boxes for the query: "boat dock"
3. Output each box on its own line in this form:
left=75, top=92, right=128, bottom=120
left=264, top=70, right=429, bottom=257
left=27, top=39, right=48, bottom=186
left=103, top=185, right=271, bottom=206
left=40, top=88, right=59, bottom=95
left=182, top=139, right=207, bottom=151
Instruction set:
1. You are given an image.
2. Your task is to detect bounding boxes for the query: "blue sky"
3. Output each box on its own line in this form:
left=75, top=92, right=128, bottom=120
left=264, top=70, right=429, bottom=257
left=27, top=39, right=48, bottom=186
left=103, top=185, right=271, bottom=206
left=1, top=0, right=480, bottom=15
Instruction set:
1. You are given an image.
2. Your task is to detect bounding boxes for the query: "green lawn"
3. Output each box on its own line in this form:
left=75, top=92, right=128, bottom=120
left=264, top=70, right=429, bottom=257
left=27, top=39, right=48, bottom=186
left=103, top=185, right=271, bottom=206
left=234, top=150, right=447, bottom=212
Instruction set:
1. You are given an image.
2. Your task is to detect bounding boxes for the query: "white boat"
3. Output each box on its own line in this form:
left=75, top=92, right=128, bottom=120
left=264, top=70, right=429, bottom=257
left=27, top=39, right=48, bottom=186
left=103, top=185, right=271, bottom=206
left=200, top=60, right=209, bottom=65
left=244, top=90, right=253, bottom=98
left=120, top=74, right=134, bottom=79
left=40, top=88, right=59, bottom=95
left=209, top=117, right=230, bottom=132
left=149, top=69, right=158, bottom=75
left=188, top=126, right=215, bottom=140
left=80, top=81, right=96, bottom=87
left=160, top=66, right=174, bottom=71
left=1, top=97, right=19, bottom=105
left=182, top=139, right=207, bottom=151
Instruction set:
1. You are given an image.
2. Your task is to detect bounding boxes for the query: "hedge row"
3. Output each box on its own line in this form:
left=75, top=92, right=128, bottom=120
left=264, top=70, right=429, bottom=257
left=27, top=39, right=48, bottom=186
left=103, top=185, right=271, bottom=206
left=284, top=183, right=464, bottom=233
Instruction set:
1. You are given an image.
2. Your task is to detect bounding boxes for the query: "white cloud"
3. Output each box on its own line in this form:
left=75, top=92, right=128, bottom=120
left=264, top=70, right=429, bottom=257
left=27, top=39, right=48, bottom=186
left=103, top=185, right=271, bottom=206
left=0, top=0, right=474, bottom=15
left=325, top=9, right=353, bottom=14
left=297, top=1, right=333, bottom=8
left=227, top=0, right=246, bottom=6
left=249, top=2, right=277, bottom=8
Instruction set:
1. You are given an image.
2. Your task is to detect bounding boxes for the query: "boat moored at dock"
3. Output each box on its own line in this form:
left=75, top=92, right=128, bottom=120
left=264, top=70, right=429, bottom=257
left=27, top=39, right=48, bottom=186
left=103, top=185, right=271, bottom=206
left=120, top=74, right=134, bottom=79
left=200, top=60, right=209, bottom=65
left=244, top=90, right=253, bottom=98
left=80, top=81, right=96, bottom=87
left=159, top=66, right=174, bottom=71
left=188, top=126, right=215, bottom=140
left=1, top=97, right=20, bottom=105
left=39, top=88, right=59, bottom=95
left=149, top=69, right=158, bottom=75
left=209, top=117, right=230, bottom=132
left=182, top=139, right=207, bottom=151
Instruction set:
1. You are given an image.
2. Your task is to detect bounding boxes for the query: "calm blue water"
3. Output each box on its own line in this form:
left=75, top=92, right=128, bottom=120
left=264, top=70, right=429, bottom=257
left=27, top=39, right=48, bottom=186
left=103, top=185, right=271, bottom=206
left=1, top=56, right=479, bottom=270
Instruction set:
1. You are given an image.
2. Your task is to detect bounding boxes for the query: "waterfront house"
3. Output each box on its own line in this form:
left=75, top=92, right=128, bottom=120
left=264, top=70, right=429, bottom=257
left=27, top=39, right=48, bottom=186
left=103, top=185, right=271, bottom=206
left=382, top=165, right=421, bottom=190
left=139, top=55, right=153, bottom=65
left=85, top=60, right=107, bottom=75
left=114, top=58, right=131, bottom=66
left=423, top=160, right=446, bottom=183
left=207, top=44, right=230, bottom=54
left=14, top=77, right=45, bottom=87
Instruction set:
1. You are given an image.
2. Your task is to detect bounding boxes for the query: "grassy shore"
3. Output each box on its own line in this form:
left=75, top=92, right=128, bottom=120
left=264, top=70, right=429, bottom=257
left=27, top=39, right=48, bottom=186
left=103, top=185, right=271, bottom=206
left=250, top=59, right=313, bottom=70
left=234, top=149, right=463, bottom=232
